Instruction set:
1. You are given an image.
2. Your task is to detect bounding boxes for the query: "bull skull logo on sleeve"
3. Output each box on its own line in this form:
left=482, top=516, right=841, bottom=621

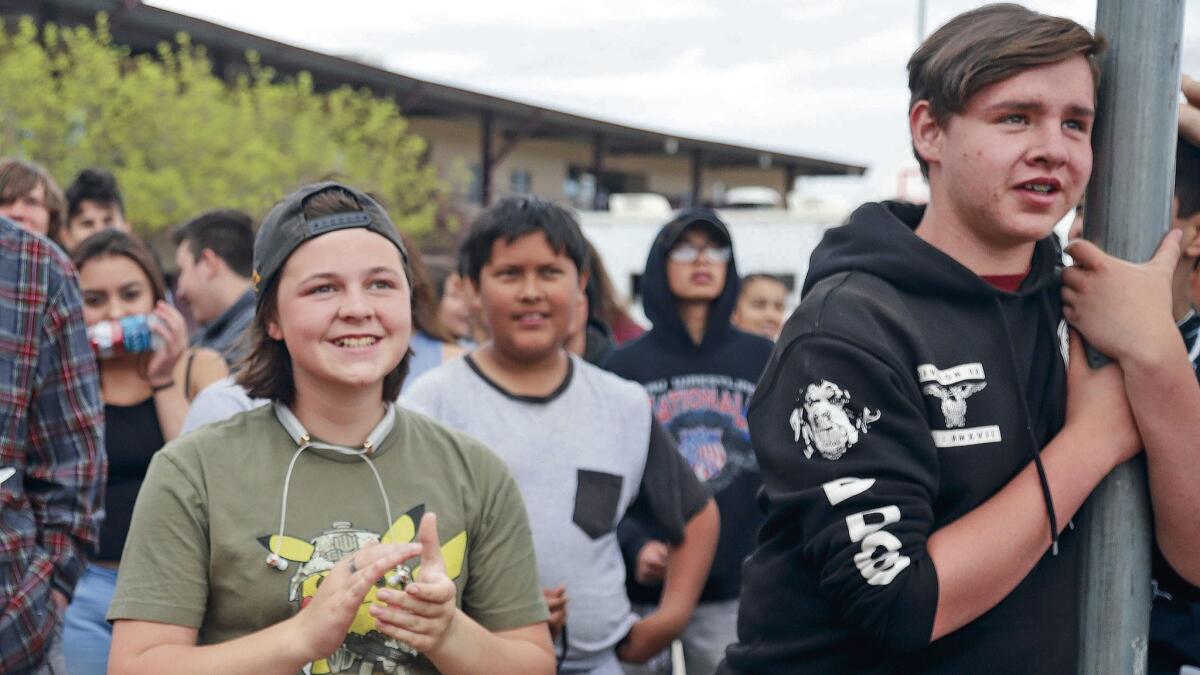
left=790, top=380, right=881, bottom=461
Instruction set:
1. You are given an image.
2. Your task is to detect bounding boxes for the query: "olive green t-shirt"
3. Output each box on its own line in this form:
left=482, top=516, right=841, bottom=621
left=108, top=404, right=548, bottom=674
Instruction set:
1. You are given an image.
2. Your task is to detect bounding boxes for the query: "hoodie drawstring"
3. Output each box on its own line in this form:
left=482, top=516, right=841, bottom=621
left=995, top=297, right=1061, bottom=556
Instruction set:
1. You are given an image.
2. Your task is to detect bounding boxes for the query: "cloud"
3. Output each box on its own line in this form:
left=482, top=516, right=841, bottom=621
left=149, top=0, right=721, bottom=34
left=475, top=43, right=908, bottom=168
left=390, top=0, right=722, bottom=29
left=383, top=51, right=486, bottom=78
left=781, top=0, right=860, bottom=23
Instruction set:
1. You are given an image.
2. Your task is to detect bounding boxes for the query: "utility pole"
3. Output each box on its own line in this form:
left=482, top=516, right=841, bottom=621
left=916, top=0, right=928, bottom=43
left=1077, top=1, right=1184, bottom=673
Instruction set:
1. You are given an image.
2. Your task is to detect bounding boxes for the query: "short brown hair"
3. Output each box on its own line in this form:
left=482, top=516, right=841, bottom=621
left=0, top=158, right=66, bottom=241
left=237, top=188, right=413, bottom=404
left=908, top=3, right=1106, bottom=176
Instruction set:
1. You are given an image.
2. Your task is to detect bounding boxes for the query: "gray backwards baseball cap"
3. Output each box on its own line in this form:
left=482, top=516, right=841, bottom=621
left=252, top=182, right=409, bottom=297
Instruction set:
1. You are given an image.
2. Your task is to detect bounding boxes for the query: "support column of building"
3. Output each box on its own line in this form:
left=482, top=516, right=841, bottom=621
left=492, top=112, right=545, bottom=166
left=690, top=149, right=704, bottom=207
left=591, top=133, right=605, bottom=210
left=480, top=110, right=494, bottom=206
left=784, top=163, right=799, bottom=201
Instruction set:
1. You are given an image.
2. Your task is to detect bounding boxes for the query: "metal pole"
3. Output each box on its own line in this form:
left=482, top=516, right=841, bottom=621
left=1077, top=1, right=1184, bottom=673
left=916, top=0, right=927, bottom=43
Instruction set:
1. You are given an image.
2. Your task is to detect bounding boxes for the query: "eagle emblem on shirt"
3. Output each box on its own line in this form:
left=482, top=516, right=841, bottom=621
left=790, top=380, right=881, bottom=461
left=922, top=382, right=986, bottom=429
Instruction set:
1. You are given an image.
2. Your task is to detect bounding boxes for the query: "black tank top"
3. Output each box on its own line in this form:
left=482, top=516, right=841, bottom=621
left=97, top=397, right=165, bottom=561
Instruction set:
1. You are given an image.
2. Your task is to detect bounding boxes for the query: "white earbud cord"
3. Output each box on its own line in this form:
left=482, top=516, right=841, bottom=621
left=268, top=402, right=396, bottom=570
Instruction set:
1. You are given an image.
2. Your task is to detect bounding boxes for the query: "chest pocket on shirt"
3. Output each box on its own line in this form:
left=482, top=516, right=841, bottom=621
left=573, top=469, right=623, bottom=539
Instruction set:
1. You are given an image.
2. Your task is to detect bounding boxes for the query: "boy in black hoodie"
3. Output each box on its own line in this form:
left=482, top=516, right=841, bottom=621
left=605, top=209, right=773, bottom=675
left=721, top=5, right=1200, bottom=674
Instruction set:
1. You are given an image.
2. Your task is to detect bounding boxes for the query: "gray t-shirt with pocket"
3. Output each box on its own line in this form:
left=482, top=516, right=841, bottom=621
left=402, top=354, right=707, bottom=669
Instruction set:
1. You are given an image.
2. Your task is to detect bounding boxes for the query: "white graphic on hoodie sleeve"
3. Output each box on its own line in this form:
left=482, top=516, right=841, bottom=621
left=790, top=380, right=880, bottom=461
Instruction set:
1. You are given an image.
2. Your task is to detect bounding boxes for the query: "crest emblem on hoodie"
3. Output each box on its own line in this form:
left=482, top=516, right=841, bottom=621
left=918, top=362, right=1002, bottom=447
left=790, top=380, right=881, bottom=461
left=921, top=382, right=986, bottom=428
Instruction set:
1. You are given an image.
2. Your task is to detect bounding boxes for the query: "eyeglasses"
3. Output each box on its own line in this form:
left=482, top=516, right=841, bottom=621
left=668, top=244, right=731, bottom=264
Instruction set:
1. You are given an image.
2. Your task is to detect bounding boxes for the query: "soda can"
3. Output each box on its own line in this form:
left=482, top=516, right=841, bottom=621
left=88, top=314, right=163, bottom=360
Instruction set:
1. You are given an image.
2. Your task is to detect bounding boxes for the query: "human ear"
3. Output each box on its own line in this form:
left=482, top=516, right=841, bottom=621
left=1182, top=215, right=1200, bottom=260
left=1169, top=197, right=1200, bottom=258
left=463, top=277, right=484, bottom=314
left=910, top=100, right=944, bottom=169
left=266, top=316, right=284, bottom=341
left=201, top=248, right=222, bottom=279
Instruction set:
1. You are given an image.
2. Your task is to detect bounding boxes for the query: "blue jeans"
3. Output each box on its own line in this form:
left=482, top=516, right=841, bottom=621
left=62, top=564, right=118, bottom=675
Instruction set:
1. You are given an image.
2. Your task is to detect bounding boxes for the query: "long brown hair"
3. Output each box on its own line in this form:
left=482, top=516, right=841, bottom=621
left=237, top=188, right=414, bottom=404
left=71, top=229, right=169, bottom=304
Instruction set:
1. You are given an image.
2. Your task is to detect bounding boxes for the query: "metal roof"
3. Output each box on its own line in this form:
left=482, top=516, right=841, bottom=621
left=7, top=0, right=867, bottom=176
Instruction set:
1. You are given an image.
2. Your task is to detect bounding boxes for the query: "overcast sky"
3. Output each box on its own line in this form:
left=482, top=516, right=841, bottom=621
left=150, top=0, right=1199, bottom=205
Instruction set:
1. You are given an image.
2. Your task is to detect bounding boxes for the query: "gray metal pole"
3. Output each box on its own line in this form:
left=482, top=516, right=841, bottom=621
left=1077, top=1, right=1184, bottom=673
left=916, top=0, right=927, bottom=42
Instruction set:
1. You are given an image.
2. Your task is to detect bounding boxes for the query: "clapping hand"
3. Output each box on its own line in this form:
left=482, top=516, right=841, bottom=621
left=370, top=512, right=460, bottom=655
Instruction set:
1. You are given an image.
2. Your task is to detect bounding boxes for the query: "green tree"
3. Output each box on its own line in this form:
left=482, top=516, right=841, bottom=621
left=0, top=14, right=445, bottom=235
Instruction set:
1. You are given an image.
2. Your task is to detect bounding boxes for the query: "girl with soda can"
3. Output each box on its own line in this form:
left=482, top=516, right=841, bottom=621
left=62, top=229, right=228, bottom=675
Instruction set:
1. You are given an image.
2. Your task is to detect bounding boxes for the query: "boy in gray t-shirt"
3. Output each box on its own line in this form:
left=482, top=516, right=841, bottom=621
left=403, top=196, right=718, bottom=675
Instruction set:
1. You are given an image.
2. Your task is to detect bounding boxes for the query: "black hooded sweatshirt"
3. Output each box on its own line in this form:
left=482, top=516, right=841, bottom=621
left=604, top=209, right=774, bottom=605
left=721, top=201, right=1080, bottom=674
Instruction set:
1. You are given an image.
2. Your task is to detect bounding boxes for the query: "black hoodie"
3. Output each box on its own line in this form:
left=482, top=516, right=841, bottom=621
left=604, top=209, right=774, bottom=605
left=721, top=202, right=1080, bottom=674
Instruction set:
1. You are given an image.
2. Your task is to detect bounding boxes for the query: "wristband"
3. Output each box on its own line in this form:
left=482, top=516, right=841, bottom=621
left=150, top=380, right=175, bottom=393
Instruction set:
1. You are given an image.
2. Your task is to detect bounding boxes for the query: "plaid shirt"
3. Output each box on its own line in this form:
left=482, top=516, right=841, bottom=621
left=0, top=219, right=105, bottom=672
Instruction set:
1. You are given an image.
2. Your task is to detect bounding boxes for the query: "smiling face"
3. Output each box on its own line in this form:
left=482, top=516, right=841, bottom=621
left=733, top=276, right=788, bottom=339
left=916, top=55, right=1095, bottom=253
left=472, top=231, right=584, bottom=365
left=78, top=254, right=157, bottom=327
left=666, top=227, right=729, bottom=303
left=267, top=228, right=411, bottom=399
